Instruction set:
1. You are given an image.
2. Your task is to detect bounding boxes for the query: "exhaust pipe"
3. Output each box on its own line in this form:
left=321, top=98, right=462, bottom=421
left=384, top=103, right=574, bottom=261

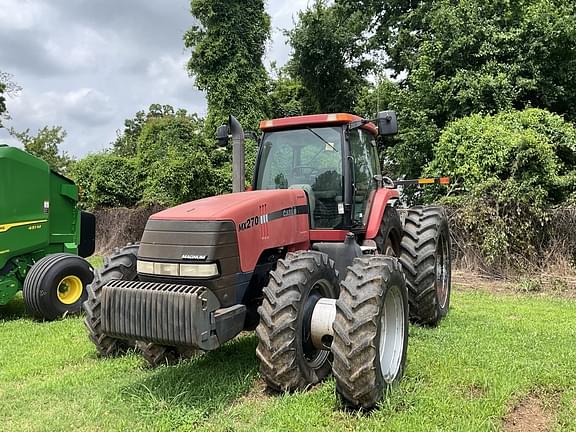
left=229, top=115, right=245, bottom=193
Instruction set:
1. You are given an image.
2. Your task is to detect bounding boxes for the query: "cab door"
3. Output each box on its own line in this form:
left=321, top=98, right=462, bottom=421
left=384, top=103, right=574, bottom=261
left=348, top=128, right=380, bottom=226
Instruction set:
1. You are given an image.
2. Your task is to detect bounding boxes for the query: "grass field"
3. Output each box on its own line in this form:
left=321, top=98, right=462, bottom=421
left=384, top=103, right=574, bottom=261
left=0, top=286, right=575, bottom=432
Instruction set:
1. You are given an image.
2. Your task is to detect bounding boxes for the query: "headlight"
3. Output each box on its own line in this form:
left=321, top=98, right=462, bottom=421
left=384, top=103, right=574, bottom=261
left=137, top=260, right=219, bottom=278
left=137, top=260, right=154, bottom=274
left=154, top=262, right=179, bottom=277
left=179, top=263, right=219, bottom=277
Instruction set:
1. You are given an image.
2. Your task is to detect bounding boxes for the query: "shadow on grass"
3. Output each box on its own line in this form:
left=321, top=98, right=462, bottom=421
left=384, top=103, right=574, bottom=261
left=122, top=335, right=260, bottom=423
left=0, top=295, right=29, bottom=322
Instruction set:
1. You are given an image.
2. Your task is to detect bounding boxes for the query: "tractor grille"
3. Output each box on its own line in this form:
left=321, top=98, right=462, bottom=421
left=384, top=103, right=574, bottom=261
left=138, top=219, right=241, bottom=307
left=100, top=279, right=221, bottom=350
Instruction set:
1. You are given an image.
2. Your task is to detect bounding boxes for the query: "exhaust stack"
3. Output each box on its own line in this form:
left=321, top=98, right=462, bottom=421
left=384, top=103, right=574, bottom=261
left=216, top=115, right=245, bottom=193
left=229, top=115, right=245, bottom=193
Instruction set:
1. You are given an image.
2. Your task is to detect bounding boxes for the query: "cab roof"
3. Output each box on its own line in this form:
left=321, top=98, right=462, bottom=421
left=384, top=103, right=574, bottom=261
left=259, top=113, right=378, bottom=135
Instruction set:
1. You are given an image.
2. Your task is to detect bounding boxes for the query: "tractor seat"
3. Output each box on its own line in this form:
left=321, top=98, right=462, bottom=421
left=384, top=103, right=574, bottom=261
left=289, top=184, right=316, bottom=227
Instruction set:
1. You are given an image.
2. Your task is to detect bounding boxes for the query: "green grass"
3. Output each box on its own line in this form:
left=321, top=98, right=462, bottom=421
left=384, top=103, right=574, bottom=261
left=86, top=255, right=104, bottom=269
left=0, top=289, right=575, bottom=432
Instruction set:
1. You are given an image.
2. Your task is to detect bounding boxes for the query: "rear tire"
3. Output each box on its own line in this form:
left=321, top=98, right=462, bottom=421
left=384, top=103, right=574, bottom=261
left=23, top=253, right=93, bottom=321
left=332, top=256, right=408, bottom=410
left=375, top=206, right=402, bottom=256
left=83, top=244, right=139, bottom=357
left=399, top=206, right=451, bottom=326
left=256, top=250, right=338, bottom=392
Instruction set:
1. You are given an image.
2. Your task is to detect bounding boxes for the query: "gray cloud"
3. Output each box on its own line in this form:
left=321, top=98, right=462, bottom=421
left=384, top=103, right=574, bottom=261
left=0, top=0, right=308, bottom=157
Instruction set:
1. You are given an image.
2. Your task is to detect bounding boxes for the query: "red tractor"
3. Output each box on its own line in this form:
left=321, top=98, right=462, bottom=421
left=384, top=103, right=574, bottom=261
left=84, top=111, right=451, bottom=409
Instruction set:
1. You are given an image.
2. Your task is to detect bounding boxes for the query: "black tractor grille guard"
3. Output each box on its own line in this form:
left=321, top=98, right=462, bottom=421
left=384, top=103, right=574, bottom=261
left=100, top=280, right=222, bottom=351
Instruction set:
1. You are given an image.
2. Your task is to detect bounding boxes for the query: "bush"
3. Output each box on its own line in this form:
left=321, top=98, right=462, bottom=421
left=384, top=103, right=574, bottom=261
left=136, top=114, right=229, bottom=206
left=71, top=106, right=241, bottom=210
left=68, top=154, right=101, bottom=209
left=426, top=108, right=576, bottom=272
left=140, top=148, right=215, bottom=206
left=69, top=154, right=142, bottom=209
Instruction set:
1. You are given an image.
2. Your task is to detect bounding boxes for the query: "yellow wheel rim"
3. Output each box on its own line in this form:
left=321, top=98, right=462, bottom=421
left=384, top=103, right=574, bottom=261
left=57, top=275, right=83, bottom=305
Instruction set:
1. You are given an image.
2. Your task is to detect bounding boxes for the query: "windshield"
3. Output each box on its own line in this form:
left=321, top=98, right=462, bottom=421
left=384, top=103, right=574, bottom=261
left=256, top=127, right=344, bottom=229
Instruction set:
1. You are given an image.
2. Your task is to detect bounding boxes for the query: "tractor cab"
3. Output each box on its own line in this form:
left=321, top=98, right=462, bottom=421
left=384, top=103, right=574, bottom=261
left=255, top=113, right=397, bottom=230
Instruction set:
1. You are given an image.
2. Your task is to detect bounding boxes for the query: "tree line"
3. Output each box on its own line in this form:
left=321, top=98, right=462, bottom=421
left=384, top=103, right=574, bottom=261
left=1, top=0, right=576, bottom=272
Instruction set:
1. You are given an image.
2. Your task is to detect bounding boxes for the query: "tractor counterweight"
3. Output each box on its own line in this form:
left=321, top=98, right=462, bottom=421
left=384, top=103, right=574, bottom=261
left=100, top=279, right=246, bottom=351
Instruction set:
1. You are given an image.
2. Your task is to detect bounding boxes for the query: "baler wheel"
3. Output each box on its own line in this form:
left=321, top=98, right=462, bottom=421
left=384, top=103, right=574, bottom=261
left=23, top=253, right=93, bottom=321
left=83, top=244, right=139, bottom=357
left=399, top=206, right=451, bottom=326
left=332, top=255, right=408, bottom=410
left=256, top=250, right=338, bottom=392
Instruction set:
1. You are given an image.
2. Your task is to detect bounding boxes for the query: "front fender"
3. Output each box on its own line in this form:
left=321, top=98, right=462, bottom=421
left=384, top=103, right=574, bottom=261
left=365, top=188, right=400, bottom=239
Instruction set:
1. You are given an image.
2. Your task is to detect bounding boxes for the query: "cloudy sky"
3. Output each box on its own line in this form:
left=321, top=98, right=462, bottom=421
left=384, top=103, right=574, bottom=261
left=0, top=0, right=309, bottom=157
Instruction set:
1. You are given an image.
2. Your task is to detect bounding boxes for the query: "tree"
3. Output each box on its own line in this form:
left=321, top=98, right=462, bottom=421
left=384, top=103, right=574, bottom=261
left=184, top=0, right=271, bottom=133
left=112, top=110, right=146, bottom=157
left=287, top=0, right=371, bottom=114
left=0, top=71, right=21, bottom=128
left=112, top=104, right=189, bottom=157
left=137, top=113, right=221, bottom=206
left=9, top=126, right=71, bottom=173
left=339, top=0, right=576, bottom=176
left=268, top=65, right=306, bottom=119
left=71, top=105, right=228, bottom=209
left=425, top=108, right=576, bottom=269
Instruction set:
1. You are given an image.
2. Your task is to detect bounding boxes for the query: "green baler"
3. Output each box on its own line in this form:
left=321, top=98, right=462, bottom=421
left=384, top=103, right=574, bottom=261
left=0, top=144, right=95, bottom=320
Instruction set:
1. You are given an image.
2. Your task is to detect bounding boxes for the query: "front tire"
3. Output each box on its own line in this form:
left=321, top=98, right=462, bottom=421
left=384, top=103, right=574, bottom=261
left=136, top=342, right=201, bottom=368
left=256, top=251, right=339, bottom=392
left=23, top=253, right=93, bottom=321
left=332, top=256, right=408, bottom=410
left=83, top=244, right=139, bottom=356
left=399, top=206, right=452, bottom=326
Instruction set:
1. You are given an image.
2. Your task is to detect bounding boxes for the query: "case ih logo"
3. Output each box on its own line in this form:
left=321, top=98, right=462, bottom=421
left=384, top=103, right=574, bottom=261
left=181, top=254, right=207, bottom=261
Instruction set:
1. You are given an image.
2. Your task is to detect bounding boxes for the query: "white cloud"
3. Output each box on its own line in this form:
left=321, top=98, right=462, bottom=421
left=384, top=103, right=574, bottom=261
left=0, top=0, right=54, bottom=31
left=265, top=0, right=310, bottom=68
left=9, top=88, right=114, bottom=126
left=0, top=0, right=309, bottom=157
left=43, top=28, right=114, bottom=73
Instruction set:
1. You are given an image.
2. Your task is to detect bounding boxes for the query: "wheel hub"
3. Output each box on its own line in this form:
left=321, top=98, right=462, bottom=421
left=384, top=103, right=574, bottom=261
left=302, top=281, right=333, bottom=368
left=435, top=233, right=450, bottom=309
left=379, top=284, right=405, bottom=383
left=57, top=275, right=83, bottom=305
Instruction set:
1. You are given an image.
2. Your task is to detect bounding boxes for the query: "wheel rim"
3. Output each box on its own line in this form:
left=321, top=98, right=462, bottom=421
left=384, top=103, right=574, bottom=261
left=57, top=275, right=83, bottom=305
left=382, top=236, right=396, bottom=257
left=435, top=232, right=450, bottom=309
left=302, top=279, right=331, bottom=369
left=379, top=284, right=405, bottom=383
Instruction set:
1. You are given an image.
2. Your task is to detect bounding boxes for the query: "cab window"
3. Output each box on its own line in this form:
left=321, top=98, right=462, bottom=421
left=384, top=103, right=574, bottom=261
left=256, top=127, right=344, bottom=229
left=349, top=128, right=379, bottom=223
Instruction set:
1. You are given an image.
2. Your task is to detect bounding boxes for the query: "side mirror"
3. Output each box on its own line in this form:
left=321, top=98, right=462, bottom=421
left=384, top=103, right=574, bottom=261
left=377, top=111, right=398, bottom=136
left=216, top=124, right=229, bottom=147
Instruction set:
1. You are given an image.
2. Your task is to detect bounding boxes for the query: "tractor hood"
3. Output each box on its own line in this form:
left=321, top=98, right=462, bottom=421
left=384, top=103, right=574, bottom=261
left=147, top=189, right=311, bottom=273
left=151, top=189, right=308, bottom=221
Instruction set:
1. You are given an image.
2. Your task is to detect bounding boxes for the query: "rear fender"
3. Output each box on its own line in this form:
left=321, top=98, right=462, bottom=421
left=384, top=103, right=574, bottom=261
left=365, top=188, right=400, bottom=239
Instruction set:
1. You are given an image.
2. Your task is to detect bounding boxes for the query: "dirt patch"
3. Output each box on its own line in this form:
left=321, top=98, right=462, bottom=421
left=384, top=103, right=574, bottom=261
left=464, top=383, right=487, bottom=399
left=503, top=392, right=560, bottom=432
left=453, top=270, right=576, bottom=299
left=234, top=378, right=270, bottom=405
left=453, top=270, right=514, bottom=295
